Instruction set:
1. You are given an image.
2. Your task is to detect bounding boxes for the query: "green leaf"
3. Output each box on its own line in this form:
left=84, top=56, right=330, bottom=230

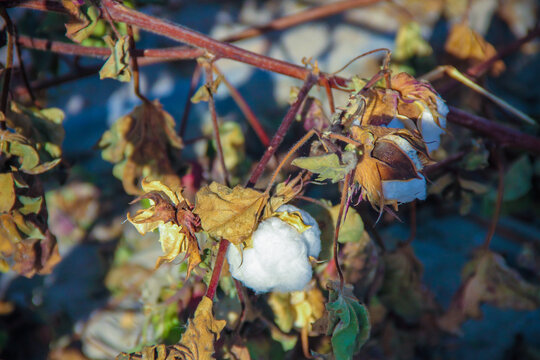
left=17, top=196, right=43, bottom=216
left=99, top=35, right=132, bottom=82
left=329, top=205, right=364, bottom=243
left=326, top=281, right=370, bottom=360
left=292, top=152, right=356, bottom=183
left=501, top=155, right=533, bottom=201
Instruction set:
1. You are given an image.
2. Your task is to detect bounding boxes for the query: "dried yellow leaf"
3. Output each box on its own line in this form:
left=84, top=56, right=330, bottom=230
left=445, top=23, right=505, bottom=75
left=194, top=182, right=268, bottom=245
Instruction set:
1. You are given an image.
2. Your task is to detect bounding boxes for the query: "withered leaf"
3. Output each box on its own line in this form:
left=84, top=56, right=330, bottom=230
left=6, top=102, right=64, bottom=161
left=128, top=180, right=201, bottom=277
left=0, top=173, right=16, bottom=213
left=266, top=174, right=304, bottom=217
left=99, top=35, right=132, bottom=82
left=194, top=182, right=268, bottom=245
left=117, top=296, right=226, bottom=360
left=191, top=75, right=223, bottom=103
left=1, top=211, right=60, bottom=278
left=98, top=100, right=183, bottom=195
left=438, top=250, right=540, bottom=334
left=394, top=21, right=433, bottom=61
left=292, top=153, right=357, bottom=184
left=379, top=245, right=437, bottom=323
left=268, top=283, right=325, bottom=333
left=445, top=23, right=505, bottom=75
left=62, top=0, right=100, bottom=43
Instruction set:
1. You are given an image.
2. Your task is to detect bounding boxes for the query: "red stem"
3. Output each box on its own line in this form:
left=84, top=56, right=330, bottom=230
left=447, top=106, right=540, bottom=154
left=246, top=73, right=318, bottom=188
left=16, top=35, right=202, bottom=59
left=222, top=0, right=382, bottom=43
left=205, top=239, right=230, bottom=300
left=216, top=67, right=271, bottom=147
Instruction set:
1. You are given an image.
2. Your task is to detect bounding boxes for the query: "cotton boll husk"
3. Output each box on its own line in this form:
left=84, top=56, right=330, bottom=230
left=383, top=135, right=424, bottom=171
left=383, top=175, right=427, bottom=203
left=276, top=204, right=321, bottom=258
left=226, top=206, right=321, bottom=293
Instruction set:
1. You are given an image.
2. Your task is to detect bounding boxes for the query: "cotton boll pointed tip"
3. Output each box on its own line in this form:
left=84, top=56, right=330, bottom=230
left=226, top=206, right=321, bottom=293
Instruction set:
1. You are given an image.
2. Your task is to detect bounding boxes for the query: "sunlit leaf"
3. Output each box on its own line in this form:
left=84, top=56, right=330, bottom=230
left=62, top=0, right=100, bottom=43
left=268, top=282, right=325, bottom=333
left=194, top=182, right=268, bottom=246
left=128, top=180, right=201, bottom=277
left=445, top=23, right=505, bottom=75
left=118, top=296, right=226, bottom=360
left=0, top=173, right=16, bottom=213
left=191, top=75, right=223, bottom=103
left=292, top=152, right=357, bottom=183
left=99, top=35, right=132, bottom=82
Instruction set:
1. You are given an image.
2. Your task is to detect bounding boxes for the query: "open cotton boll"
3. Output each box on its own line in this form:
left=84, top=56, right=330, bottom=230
left=383, top=175, right=427, bottom=203
left=419, top=96, right=448, bottom=153
left=381, top=134, right=427, bottom=203
left=276, top=204, right=321, bottom=258
left=226, top=206, right=321, bottom=293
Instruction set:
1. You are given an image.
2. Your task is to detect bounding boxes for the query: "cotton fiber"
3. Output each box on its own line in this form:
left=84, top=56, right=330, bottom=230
left=226, top=205, right=321, bottom=293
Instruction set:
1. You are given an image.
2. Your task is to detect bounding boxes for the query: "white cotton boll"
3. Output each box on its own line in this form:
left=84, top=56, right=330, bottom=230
left=226, top=207, right=321, bottom=293
left=420, top=97, right=448, bottom=153
left=276, top=204, right=321, bottom=258
left=383, top=175, right=427, bottom=203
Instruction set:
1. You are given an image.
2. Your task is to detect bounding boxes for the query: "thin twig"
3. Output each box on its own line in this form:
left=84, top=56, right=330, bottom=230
left=204, top=62, right=230, bottom=187
left=264, top=128, right=318, bottom=194
left=246, top=73, right=318, bottom=188
left=127, top=25, right=148, bottom=102
left=321, top=76, right=335, bottom=114
left=333, top=172, right=352, bottom=290
left=0, top=8, right=14, bottom=130
left=222, top=0, right=381, bottom=43
left=213, top=65, right=270, bottom=147
left=99, top=0, right=122, bottom=40
left=483, top=147, right=504, bottom=249
left=179, top=64, right=202, bottom=138
left=13, top=27, right=36, bottom=104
